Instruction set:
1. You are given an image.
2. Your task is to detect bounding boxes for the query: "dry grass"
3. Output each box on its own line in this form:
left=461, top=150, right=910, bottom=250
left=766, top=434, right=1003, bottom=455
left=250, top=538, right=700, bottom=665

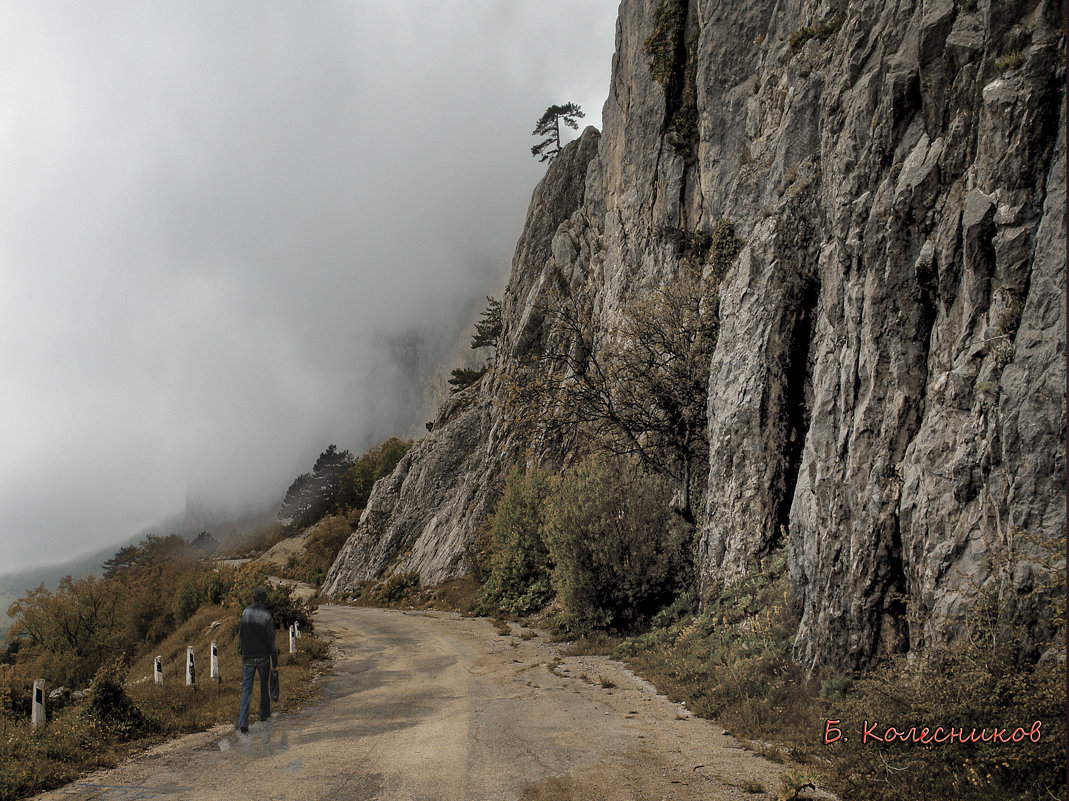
left=128, top=605, right=327, bottom=727
left=618, top=548, right=821, bottom=754
left=614, top=540, right=1066, bottom=801
left=0, top=707, right=130, bottom=801
left=994, top=50, right=1026, bottom=71
left=734, top=776, right=766, bottom=794
left=558, top=631, right=621, bottom=656
left=0, top=605, right=331, bottom=801
left=339, top=574, right=478, bottom=615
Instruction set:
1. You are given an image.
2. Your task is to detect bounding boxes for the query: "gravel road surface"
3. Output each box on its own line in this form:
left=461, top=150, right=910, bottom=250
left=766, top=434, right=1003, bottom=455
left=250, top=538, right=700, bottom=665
left=34, top=605, right=816, bottom=801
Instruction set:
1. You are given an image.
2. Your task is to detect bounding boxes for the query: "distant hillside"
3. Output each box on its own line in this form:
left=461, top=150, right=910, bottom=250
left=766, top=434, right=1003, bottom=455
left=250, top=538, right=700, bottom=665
left=0, top=544, right=118, bottom=640
left=0, top=500, right=281, bottom=641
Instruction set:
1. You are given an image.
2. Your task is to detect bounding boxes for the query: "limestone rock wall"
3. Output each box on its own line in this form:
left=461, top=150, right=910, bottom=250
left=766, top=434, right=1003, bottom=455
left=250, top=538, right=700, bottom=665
left=684, top=0, right=1065, bottom=671
left=324, top=0, right=1065, bottom=672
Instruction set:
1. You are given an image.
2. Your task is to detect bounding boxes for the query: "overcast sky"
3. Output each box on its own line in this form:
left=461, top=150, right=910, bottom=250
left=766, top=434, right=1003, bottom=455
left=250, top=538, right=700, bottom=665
left=0, top=1, right=618, bottom=574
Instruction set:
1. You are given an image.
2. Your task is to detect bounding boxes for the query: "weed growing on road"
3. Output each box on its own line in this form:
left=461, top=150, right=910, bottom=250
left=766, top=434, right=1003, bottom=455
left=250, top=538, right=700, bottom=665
left=779, top=769, right=819, bottom=799
left=747, top=740, right=786, bottom=764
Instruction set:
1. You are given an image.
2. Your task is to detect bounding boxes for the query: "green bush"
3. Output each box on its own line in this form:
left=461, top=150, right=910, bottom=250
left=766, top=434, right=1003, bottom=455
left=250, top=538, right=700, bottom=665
left=474, top=466, right=555, bottom=616
left=375, top=573, right=421, bottom=605
left=448, top=366, right=487, bottom=394
left=337, top=438, right=413, bottom=512
left=544, top=455, right=693, bottom=633
left=173, top=567, right=234, bottom=624
left=85, top=657, right=150, bottom=741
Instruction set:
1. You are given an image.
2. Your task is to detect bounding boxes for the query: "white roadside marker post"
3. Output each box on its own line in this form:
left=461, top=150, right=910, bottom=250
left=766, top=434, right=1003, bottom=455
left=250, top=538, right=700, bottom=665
left=154, top=656, right=163, bottom=685
left=295, top=621, right=301, bottom=639
left=31, top=679, right=46, bottom=729
left=186, top=646, right=196, bottom=687
left=289, top=624, right=296, bottom=654
left=210, top=641, right=220, bottom=683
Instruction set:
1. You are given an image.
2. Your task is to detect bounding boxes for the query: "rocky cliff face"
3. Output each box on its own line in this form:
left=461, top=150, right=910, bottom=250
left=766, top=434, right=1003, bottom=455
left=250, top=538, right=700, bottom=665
left=324, top=0, right=1065, bottom=673
left=686, top=0, right=1065, bottom=672
left=321, top=131, right=603, bottom=593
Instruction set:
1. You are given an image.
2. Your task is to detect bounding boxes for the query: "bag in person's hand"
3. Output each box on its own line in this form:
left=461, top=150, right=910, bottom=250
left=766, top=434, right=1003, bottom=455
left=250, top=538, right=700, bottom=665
left=269, top=668, right=280, bottom=702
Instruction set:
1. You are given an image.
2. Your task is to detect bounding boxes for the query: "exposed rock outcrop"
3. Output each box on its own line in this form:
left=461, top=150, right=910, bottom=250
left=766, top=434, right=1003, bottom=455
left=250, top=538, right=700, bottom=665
left=322, top=130, right=602, bottom=594
left=325, top=0, right=1065, bottom=673
left=688, top=0, right=1065, bottom=672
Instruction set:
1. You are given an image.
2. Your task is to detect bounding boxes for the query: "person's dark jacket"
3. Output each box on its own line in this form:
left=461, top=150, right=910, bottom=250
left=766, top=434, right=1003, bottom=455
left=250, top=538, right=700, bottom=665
left=239, top=601, right=279, bottom=666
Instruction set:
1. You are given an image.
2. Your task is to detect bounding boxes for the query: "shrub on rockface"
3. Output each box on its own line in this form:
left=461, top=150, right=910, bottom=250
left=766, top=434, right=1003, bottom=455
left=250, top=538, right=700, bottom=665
left=643, top=0, right=686, bottom=86
left=474, top=465, right=555, bottom=616
left=544, top=455, right=693, bottom=633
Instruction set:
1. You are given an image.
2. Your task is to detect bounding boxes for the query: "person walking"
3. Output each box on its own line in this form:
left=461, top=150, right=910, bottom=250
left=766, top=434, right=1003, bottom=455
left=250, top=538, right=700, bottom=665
left=237, top=586, right=278, bottom=734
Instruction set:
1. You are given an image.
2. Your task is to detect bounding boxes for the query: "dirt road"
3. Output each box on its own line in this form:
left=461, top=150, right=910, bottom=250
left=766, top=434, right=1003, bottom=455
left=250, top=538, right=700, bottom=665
left=35, top=606, right=814, bottom=801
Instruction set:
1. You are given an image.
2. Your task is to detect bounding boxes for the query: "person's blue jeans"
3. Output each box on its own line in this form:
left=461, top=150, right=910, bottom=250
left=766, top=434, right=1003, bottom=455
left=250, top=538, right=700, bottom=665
left=238, top=658, right=272, bottom=730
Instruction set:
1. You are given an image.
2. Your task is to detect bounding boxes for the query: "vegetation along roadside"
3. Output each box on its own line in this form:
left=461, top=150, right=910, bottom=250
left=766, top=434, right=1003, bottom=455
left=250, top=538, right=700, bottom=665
left=440, top=459, right=1065, bottom=801
left=4, top=427, right=1063, bottom=801
left=0, top=536, right=329, bottom=801
left=0, top=434, right=414, bottom=801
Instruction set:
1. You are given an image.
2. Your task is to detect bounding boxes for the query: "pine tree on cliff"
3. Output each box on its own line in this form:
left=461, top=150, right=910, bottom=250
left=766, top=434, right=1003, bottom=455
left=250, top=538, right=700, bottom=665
left=278, top=444, right=355, bottom=530
left=470, top=296, right=502, bottom=350
left=530, top=103, right=584, bottom=163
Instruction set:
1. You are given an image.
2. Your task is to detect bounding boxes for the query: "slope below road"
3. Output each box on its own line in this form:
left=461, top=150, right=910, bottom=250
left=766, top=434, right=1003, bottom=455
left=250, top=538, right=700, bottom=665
left=34, top=606, right=827, bottom=801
